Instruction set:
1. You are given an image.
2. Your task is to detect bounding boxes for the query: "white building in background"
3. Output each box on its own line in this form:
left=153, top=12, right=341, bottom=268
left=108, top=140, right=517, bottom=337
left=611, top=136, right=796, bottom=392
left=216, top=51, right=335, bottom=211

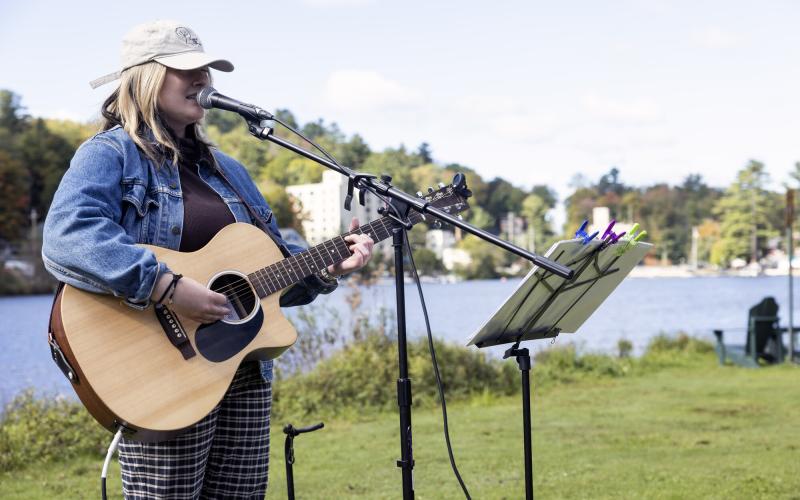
left=425, top=229, right=456, bottom=259
left=591, top=206, right=636, bottom=238
left=442, top=248, right=471, bottom=271
left=500, top=211, right=530, bottom=249
left=286, top=170, right=383, bottom=245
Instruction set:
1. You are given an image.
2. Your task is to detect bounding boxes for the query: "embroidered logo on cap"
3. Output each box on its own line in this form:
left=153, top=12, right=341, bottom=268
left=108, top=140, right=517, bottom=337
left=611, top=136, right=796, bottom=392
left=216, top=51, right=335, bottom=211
left=175, top=27, right=202, bottom=48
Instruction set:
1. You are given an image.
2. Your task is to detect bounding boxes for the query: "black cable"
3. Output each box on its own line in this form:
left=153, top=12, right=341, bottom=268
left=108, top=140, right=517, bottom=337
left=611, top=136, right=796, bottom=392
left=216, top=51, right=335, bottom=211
left=404, top=231, right=472, bottom=499
left=271, top=116, right=341, bottom=167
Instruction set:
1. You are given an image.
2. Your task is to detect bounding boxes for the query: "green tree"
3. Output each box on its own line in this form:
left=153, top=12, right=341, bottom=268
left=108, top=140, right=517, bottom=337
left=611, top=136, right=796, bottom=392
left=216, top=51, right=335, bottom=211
left=466, top=206, right=495, bottom=230
left=16, top=119, right=74, bottom=217
left=204, top=108, right=243, bottom=134
left=0, top=92, right=73, bottom=239
left=416, top=142, right=433, bottom=164
left=455, top=234, right=506, bottom=279
left=711, top=160, right=778, bottom=266
left=336, top=134, right=371, bottom=169
left=522, top=193, right=553, bottom=251
left=258, top=182, right=302, bottom=232
left=0, top=149, right=30, bottom=241
left=0, top=90, right=28, bottom=133
left=483, top=178, right=526, bottom=229
left=563, top=186, right=598, bottom=236
left=360, top=146, right=418, bottom=192
left=409, top=247, right=444, bottom=276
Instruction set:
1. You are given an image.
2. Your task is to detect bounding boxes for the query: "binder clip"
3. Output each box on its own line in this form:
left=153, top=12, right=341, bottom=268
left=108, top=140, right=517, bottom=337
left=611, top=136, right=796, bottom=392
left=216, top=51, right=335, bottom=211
left=601, top=220, right=626, bottom=247
left=615, top=223, right=647, bottom=255
left=574, top=220, right=599, bottom=245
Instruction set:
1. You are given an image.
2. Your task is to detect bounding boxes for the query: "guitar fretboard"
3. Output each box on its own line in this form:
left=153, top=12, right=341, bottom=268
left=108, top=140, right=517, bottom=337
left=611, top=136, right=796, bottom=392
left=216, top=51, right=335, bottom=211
left=248, top=211, right=425, bottom=298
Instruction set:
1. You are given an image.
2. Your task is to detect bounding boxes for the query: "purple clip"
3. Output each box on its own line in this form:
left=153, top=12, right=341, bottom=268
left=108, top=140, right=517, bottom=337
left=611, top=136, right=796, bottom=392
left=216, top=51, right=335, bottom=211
left=604, top=231, right=626, bottom=245
left=602, top=220, right=616, bottom=240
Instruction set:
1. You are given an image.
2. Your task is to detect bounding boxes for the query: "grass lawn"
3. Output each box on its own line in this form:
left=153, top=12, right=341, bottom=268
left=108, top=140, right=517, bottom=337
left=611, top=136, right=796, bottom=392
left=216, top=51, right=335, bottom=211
left=2, top=355, right=799, bottom=499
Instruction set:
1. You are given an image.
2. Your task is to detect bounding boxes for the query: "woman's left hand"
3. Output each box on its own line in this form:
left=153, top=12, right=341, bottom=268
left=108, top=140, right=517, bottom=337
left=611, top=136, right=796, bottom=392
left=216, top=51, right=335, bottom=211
left=328, top=218, right=375, bottom=276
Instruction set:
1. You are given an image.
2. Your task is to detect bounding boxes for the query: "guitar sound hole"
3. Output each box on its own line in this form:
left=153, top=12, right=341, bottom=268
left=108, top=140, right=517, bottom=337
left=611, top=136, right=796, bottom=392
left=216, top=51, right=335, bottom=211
left=209, top=273, right=258, bottom=323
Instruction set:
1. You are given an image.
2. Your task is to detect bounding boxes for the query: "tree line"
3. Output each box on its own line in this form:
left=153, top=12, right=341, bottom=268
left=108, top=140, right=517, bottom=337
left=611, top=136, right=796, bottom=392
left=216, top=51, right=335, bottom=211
left=0, top=88, right=796, bottom=288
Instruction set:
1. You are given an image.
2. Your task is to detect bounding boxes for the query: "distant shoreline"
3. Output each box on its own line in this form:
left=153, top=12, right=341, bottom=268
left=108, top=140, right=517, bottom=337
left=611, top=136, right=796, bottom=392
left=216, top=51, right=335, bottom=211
left=629, top=265, right=797, bottom=279
left=1, top=270, right=796, bottom=299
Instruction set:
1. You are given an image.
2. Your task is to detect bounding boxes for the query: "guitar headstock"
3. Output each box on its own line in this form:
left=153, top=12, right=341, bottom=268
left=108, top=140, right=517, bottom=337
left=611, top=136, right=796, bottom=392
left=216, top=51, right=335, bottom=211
left=419, top=173, right=472, bottom=221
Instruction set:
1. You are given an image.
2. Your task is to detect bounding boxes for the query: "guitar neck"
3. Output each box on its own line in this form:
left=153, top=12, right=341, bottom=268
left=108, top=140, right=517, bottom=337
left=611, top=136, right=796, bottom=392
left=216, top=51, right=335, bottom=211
left=248, top=211, right=424, bottom=298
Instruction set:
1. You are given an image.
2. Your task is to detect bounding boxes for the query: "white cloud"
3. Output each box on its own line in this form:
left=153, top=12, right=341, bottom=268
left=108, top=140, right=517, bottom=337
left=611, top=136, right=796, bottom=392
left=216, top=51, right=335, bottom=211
left=582, top=93, right=662, bottom=124
left=451, top=94, right=519, bottom=115
left=693, top=26, right=740, bottom=49
left=487, top=113, right=558, bottom=142
left=301, top=0, right=374, bottom=6
left=323, top=70, right=421, bottom=112
left=449, top=94, right=560, bottom=142
left=29, top=107, right=88, bottom=122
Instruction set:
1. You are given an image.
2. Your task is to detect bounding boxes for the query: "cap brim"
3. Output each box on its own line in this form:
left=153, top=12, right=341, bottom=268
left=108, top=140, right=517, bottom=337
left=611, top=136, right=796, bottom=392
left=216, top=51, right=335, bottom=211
left=154, top=52, right=234, bottom=72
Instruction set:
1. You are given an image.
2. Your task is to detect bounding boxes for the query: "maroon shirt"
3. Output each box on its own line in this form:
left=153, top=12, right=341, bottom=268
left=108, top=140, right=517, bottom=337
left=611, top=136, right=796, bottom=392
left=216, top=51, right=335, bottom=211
left=177, top=138, right=235, bottom=252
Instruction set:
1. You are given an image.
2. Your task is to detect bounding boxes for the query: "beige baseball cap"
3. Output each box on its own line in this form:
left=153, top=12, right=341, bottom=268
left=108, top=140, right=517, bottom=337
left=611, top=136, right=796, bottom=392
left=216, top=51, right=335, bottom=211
left=90, top=20, right=234, bottom=89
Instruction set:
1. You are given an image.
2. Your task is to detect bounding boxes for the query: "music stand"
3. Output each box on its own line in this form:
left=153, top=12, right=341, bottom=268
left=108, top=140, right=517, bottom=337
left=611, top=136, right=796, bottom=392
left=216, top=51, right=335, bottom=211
left=467, top=238, right=653, bottom=499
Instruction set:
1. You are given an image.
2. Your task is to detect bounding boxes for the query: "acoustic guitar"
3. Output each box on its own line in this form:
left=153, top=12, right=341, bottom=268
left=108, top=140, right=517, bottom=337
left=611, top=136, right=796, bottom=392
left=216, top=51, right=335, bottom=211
left=48, top=178, right=470, bottom=441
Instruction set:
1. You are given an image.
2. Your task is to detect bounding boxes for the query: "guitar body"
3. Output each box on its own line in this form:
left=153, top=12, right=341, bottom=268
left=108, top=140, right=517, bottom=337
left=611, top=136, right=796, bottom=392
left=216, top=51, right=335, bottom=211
left=51, top=223, right=297, bottom=442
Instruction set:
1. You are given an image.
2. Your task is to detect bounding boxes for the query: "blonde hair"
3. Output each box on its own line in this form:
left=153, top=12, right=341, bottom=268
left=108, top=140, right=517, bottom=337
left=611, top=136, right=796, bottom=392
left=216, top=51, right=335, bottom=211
left=101, top=61, right=213, bottom=166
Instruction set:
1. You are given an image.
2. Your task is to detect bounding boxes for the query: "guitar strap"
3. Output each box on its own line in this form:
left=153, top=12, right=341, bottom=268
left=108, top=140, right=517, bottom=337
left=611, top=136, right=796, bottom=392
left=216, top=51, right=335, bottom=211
left=47, top=281, right=79, bottom=384
left=213, top=163, right=293, bottom=259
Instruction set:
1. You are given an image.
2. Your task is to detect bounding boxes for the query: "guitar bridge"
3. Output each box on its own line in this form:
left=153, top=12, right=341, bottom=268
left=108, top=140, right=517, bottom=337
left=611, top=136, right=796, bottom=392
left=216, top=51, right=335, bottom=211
left=154, top=305, right=196, bottom=360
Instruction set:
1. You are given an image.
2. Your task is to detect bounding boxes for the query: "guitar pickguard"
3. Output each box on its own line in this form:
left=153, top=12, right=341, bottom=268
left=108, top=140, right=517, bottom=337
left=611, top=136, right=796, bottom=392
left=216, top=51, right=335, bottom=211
left=195, top=307, right=265, bottom=362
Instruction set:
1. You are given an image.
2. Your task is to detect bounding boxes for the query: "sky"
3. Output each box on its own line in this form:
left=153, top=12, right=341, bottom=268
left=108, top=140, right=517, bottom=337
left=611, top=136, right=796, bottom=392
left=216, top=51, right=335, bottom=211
left=2, top=0, right=800, bottom=221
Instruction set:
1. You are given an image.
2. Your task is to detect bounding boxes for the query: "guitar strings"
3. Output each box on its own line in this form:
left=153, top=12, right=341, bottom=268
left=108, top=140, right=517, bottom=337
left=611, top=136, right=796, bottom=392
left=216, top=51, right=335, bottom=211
left=206, top=224, right=379, bottom=302
left=208, top=224, right=375, bottom=300
left=204, top=198, right=440, bottom=304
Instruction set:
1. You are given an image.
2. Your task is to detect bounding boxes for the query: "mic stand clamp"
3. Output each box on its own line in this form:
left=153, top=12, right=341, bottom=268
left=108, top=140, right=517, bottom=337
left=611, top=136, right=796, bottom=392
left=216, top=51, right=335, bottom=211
left=245, top=117, right=274, bottom=140
left=345, top=173, right=378, bottom=211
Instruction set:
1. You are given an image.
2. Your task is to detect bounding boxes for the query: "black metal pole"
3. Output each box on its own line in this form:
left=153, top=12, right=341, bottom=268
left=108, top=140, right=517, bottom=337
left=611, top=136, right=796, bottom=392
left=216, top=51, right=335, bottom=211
left=520, top=352, right=533, bottom=500
left=282, top=422, right=324, bottom=500
left=284, top=433, right=296, bottom=500
left=505, top=345, right=533, bottom=499
left=393, top=227, right=415, bottom=499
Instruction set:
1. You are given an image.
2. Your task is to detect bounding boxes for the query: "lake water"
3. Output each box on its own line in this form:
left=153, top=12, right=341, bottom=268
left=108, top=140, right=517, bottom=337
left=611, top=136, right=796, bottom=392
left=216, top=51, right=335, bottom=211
left=2, top=276, right=799, bottom=407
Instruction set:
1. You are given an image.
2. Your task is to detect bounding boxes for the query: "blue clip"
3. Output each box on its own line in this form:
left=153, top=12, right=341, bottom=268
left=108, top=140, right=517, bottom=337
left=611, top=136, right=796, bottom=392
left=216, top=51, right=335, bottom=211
left=574, top=220, right=598, bottom=245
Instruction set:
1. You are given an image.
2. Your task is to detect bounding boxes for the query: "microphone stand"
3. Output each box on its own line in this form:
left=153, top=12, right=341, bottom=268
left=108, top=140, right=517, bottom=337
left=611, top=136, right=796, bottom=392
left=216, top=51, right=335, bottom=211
left=243, top=118, right=574, bottom=499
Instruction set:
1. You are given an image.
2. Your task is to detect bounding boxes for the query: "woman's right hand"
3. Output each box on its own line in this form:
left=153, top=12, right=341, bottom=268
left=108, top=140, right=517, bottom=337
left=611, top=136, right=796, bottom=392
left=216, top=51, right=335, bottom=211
left=152, top=273, right=230, bottom=324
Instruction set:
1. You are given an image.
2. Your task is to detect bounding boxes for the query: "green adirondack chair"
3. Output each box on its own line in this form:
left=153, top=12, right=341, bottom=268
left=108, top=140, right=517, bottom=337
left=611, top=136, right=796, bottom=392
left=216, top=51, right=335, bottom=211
left=714, top=297, right=785, bottom=367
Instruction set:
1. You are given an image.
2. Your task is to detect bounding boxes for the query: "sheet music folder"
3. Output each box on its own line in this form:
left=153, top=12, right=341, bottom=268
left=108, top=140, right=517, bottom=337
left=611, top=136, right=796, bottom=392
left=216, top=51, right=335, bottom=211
left=467, top=239, right=653, bottom=348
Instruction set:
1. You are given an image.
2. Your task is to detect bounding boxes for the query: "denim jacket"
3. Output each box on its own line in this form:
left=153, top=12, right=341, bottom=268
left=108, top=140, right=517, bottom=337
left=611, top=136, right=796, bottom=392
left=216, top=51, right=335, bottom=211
left=42, top=125, right=337, bottom=381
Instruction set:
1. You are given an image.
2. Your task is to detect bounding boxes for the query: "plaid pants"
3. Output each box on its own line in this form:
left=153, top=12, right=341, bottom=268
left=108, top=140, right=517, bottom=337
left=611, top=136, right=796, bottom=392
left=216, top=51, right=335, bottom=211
left=118, top=364, right=272, bottom=499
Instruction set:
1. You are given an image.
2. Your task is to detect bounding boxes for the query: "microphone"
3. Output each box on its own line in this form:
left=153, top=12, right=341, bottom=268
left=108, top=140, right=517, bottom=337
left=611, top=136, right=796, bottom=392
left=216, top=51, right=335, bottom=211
left=196, top=87, right=273, bottom=122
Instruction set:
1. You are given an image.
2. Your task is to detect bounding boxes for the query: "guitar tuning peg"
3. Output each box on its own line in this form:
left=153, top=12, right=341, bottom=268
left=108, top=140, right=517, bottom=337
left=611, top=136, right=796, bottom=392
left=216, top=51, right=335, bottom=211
left=416, top=191, right=424, bottom=197
left=432, top=220, right=442, bottom=229
left=457, top=215, right=463, bottom=220
left=438, top=182, right=446, bottom=189
left=427, top=187, right=434, bottom=193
